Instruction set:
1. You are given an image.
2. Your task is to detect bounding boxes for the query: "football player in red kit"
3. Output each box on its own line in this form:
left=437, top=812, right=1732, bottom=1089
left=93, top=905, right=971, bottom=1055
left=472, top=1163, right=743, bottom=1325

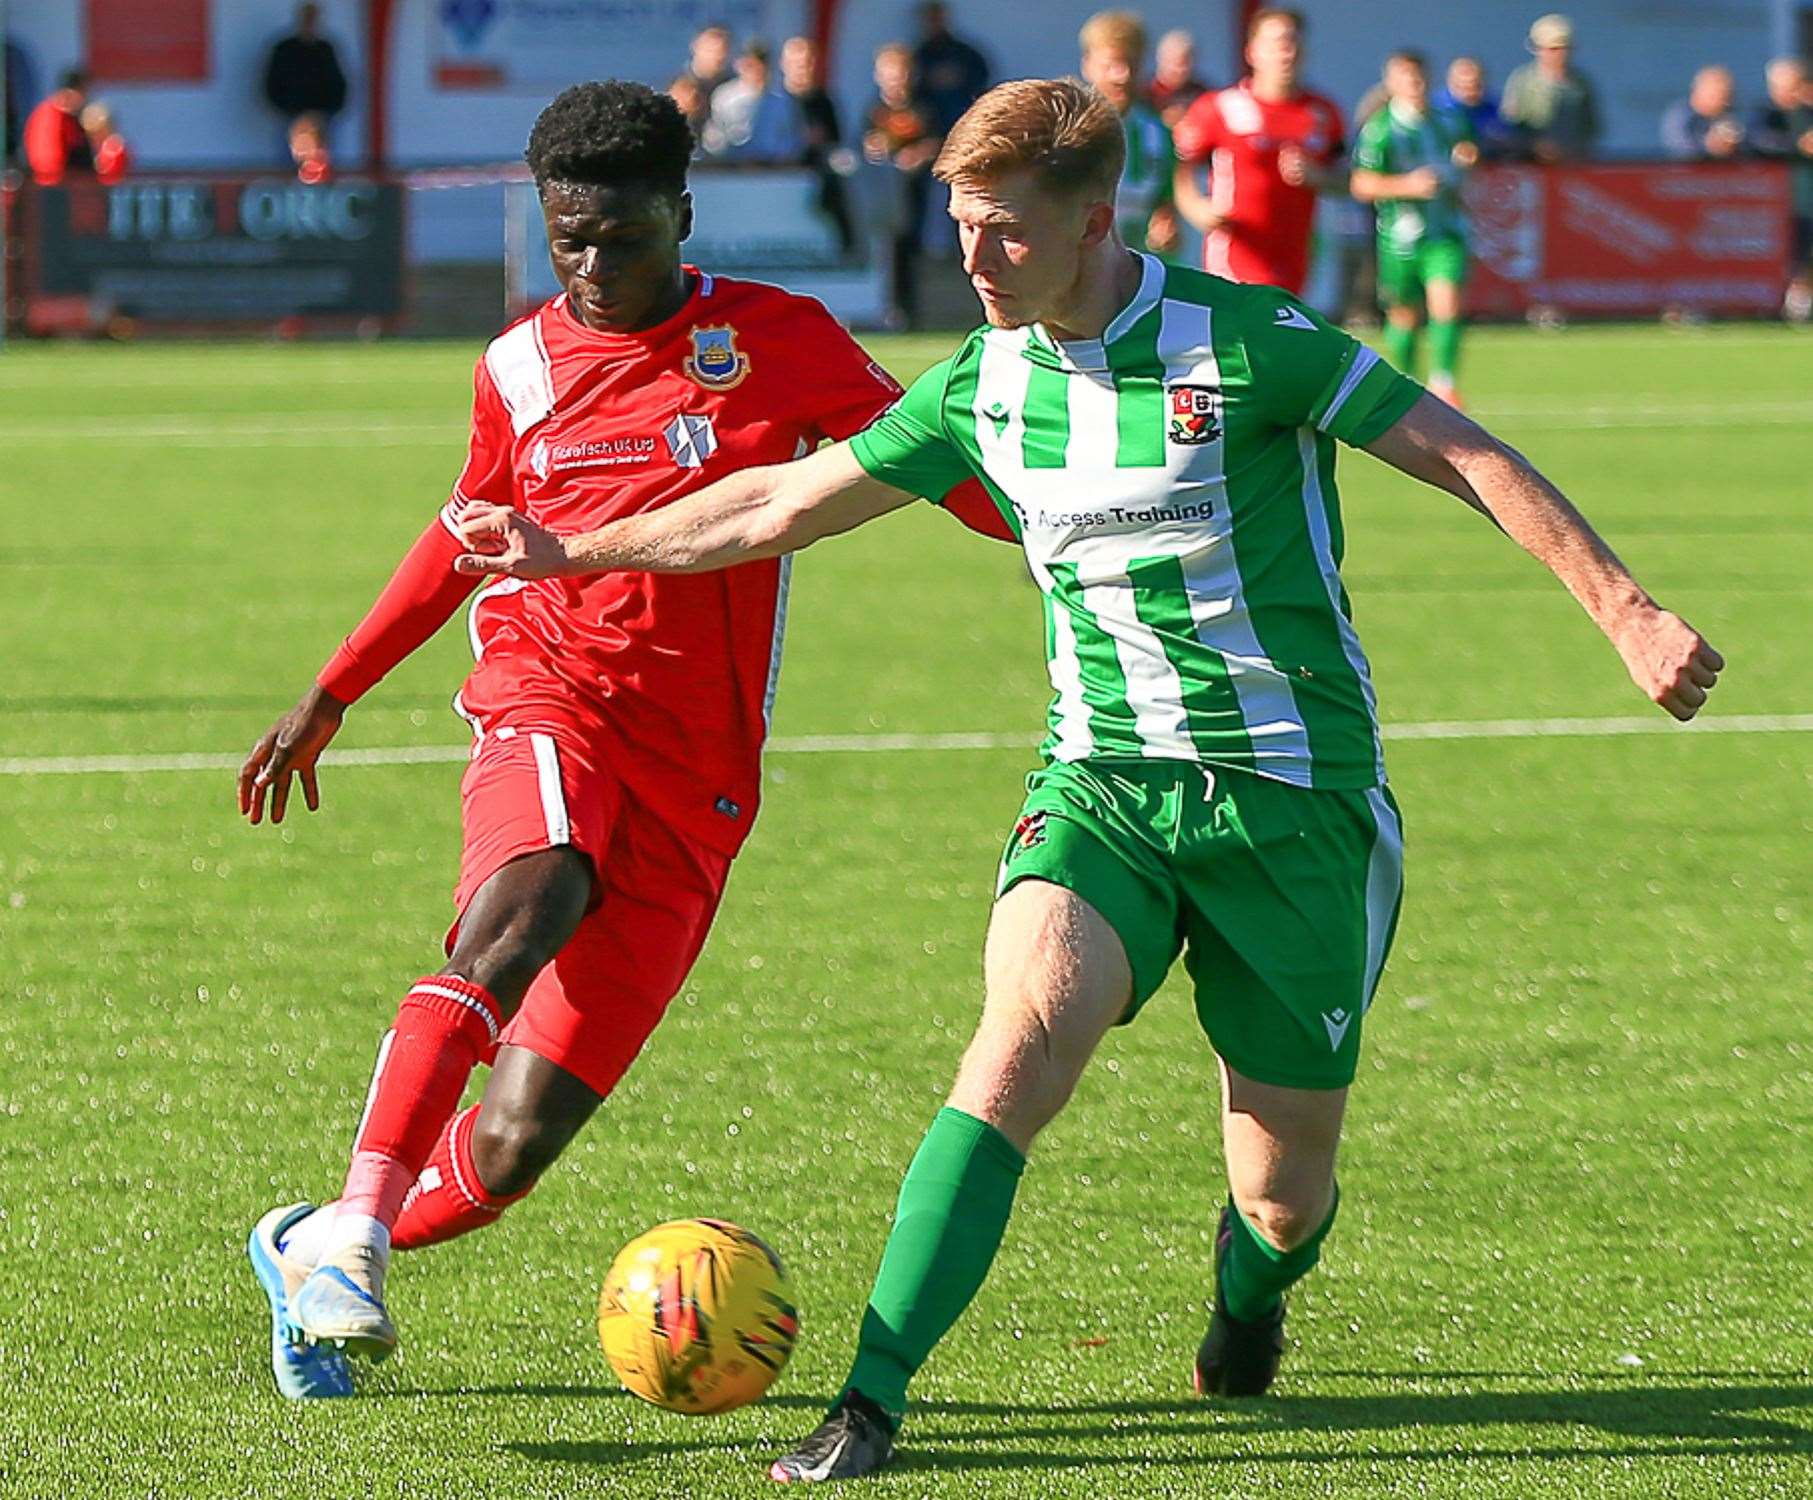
left=1171, top=7, right=1346, bottom=294
left=238, top=80, right=1005, bottom=1399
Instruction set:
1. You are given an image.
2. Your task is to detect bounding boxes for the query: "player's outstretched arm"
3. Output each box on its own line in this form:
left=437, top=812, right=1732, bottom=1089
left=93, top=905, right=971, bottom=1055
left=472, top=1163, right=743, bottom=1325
left=238, top=513, right=483, bottom=825
left=1348, top=166, right=1439, bottom=203
left=453, top=441, right=914, bottom=580
left=1363, top=393, right=1724, bottom=721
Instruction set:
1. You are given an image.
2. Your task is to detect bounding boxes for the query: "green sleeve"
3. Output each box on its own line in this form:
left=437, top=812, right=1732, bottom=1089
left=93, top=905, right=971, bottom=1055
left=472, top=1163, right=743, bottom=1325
left=1352, top=112, right=1390, bottom=173
left=847, top=357, right=973, bottom=502
left=1244, top=293, right=1424, bottom=444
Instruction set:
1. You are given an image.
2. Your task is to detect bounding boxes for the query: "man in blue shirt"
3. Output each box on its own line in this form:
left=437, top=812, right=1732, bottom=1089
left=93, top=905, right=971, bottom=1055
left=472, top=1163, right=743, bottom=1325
left=1660, top=65, right=1746, bottom=160
left=1434, top=56, right=1520, bottom=161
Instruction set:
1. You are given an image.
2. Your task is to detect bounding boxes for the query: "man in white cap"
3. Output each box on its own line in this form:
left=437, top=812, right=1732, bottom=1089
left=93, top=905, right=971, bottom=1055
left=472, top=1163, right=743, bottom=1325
left=1501, top=14, right=1600, bottom=161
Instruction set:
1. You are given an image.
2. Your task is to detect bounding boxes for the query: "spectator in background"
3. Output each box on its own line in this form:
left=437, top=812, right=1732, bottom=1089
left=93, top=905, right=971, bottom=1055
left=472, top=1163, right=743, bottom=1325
left=667, top=74, right=711, bottom=146
left=1148, top=29, right=1208, bottom=128
left=1078, top=10, right=1179, bottom=257
left=23, top=69, right=92, bottom=185
left=684, top=25, right=736, bottom=101
left=1501, top=14, right=1599, bottom=161
left=781, top=35, right=841, bottom=161
left=4, top=34, right=38, bottom=167
left=289, top=112, right=333, bottom=184
left=864, top=41, right=940, bottom=325
left=1751, top=57, right=1813, bottom=322
left=1173, top=8, right=1347, bottom=296
left=782, top=35, right=856, bottom=252
left=1661, top=66, right=1746, bottom=159
left=1436, top=56, right=1519, bottom=160
left=703, top=42, right=805, bottom=162
left=912, top=3, right=989, bottom=135
left=263, top=4, right=347, bottom=142
left=81, top=102, right=130, bottom=184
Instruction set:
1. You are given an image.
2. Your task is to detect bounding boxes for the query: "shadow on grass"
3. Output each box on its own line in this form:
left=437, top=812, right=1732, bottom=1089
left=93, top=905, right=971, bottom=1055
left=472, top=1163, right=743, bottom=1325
left=495, top=1377, right=1813, bottom=1473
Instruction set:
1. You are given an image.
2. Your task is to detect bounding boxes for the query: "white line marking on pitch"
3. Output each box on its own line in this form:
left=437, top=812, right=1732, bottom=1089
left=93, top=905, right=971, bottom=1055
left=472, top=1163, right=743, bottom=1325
left=0, top=715, right=1806, bottom=778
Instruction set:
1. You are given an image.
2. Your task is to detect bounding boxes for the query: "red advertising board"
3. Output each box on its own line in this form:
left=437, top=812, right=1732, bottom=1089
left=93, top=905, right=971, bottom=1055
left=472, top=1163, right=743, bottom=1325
left=1463, top=162, right=1791, bottom=318
left=86, top=0, right=211, bottom=83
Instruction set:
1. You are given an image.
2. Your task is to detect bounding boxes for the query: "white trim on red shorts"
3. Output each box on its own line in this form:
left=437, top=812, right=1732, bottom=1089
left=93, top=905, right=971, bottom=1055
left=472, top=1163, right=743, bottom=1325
left=528, top=732, right=571, bottom=848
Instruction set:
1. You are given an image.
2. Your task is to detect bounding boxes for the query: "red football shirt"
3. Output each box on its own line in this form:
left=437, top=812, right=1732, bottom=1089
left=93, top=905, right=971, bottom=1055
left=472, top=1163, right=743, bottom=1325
left=440, top=271, right=914, bottom=858
left=1173, top=82, right=1345, bottom=294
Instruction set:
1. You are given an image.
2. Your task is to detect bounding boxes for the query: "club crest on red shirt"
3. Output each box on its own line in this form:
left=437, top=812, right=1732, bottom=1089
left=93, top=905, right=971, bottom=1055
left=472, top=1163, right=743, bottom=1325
left=683, top=325, right=751, bottom=390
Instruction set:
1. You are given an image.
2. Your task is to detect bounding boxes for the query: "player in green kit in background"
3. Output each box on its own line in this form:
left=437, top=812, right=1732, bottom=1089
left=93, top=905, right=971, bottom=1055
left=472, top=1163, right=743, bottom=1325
left=1351, top=50, right=1478, bottom=405
left=450, top=78, right=1724, bottom=1483
left=1079, top=9, right=1179, bottom=259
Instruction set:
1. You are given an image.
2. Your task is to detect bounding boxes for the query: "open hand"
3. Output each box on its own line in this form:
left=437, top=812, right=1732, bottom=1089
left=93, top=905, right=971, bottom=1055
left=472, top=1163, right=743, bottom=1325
left=1612, top=607, right=1724, bottom=721
left=238, top=684, right=346, bottom=824
left=453, top=503, right=574, bottom=580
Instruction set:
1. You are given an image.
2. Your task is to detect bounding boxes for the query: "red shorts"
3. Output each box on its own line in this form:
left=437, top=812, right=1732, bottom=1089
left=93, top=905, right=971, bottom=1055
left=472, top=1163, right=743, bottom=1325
left=448, top=724, right=731, bottom=1098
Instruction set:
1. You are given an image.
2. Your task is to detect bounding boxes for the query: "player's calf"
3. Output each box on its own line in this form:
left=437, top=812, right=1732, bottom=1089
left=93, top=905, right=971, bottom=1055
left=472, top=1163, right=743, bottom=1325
left=389, top=1103, right=533, bottom=1250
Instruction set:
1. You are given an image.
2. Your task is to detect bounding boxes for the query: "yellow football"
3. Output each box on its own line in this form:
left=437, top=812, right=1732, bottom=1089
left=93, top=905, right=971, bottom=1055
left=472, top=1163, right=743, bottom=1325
left=597, top=1217, right=799, bottom=1414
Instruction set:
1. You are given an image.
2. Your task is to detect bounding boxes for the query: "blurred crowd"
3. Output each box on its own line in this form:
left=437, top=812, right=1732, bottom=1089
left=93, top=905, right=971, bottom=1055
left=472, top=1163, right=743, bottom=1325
left=652, top=6, right=1813, bottom=323
left=4, top=3, right=1810, bottom=325
left=5, top=3, right=348, bottom=186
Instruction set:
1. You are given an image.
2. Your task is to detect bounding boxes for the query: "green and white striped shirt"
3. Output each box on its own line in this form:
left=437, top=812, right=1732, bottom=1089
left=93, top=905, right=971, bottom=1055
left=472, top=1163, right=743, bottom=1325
left=1116, top=101, right=1175, bottom=253
left=850, top=254, right=1422, bottom=790
left=1353, top=100, right=1473, bottom=250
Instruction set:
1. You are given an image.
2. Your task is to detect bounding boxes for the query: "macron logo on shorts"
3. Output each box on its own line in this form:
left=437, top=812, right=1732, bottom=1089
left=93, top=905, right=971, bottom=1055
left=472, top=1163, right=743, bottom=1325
left=1322, top=1008, right=1353, bottom=1051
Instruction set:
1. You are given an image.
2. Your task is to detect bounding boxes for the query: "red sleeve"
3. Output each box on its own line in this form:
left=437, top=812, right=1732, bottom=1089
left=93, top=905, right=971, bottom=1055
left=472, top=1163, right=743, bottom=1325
left=791, top=300, right=1016, bottom=545
left=316, top=521, right=478, bottom=703
left=449, top=358, right=520, bottom=511
left=1172, top=92, right=1222, bottom=165
left=939, top=479, right=1015, bottom=541
left=24, top=105, right=69, bottom=186
left=790, top=298, right=907, bottom=444
left=315, top=359, right=511, bottom=702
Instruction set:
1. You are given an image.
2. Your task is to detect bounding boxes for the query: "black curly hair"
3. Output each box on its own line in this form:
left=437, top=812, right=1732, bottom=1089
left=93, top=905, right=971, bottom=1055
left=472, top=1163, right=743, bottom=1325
left=525, top=80, right=694, bottom=199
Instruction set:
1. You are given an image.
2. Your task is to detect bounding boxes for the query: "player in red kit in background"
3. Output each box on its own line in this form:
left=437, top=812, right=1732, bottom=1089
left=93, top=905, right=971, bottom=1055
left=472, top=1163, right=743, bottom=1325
left=1171, top=8, right=1345, bottom=294
left=237, top=80, right=1007, bottom=1401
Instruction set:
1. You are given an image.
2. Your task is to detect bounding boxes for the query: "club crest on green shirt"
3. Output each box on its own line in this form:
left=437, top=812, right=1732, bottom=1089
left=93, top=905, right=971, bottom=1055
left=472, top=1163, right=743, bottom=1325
left=1166, top=383, right=1221, bottom=446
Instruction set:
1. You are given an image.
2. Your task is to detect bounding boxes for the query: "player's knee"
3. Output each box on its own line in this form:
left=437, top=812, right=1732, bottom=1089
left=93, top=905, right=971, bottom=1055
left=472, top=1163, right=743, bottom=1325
left=469, top=1103, right=565, bottom=1196
left=451, top=944, right=543, bottom=1012
left=1236, top=1191, right=1326, bottom=1254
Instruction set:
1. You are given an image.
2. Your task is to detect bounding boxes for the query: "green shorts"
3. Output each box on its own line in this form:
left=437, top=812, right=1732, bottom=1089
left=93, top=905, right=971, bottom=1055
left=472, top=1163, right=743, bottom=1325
left=996, top=760, right=1404, bottom=1090
left=1376, top=235, right=1468, bottom=307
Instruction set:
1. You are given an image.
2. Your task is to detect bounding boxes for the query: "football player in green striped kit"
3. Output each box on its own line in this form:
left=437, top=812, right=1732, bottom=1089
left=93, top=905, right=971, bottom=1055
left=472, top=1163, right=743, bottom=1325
left=1078, top=9, right=1180, bottom=259
left=1351, top=49, right=1479, bottom=405
left=452, top=78, right=1724, bottom=1483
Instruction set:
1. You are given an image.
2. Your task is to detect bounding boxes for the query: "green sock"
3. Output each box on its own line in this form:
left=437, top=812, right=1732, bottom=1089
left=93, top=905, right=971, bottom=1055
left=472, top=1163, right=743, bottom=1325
left=1428, top=318, right=1462, bottom=385
left=842, top=1107, right=1026, bottom=1422
left=1383, top=320, right=1417, bottom=374
left=1219, top=1186, right=1339, bottom=1323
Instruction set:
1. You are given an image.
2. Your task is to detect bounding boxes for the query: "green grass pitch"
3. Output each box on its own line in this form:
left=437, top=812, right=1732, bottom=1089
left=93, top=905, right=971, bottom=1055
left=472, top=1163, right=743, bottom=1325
left=0, top=324, right=1809, bottom=1498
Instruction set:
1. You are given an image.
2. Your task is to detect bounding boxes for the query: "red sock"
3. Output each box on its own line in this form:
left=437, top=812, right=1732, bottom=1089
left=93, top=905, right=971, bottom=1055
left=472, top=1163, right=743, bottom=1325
left=391, top=1102, right=534, bottom=1250
left=338, top=975, right=503, bottom=1231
